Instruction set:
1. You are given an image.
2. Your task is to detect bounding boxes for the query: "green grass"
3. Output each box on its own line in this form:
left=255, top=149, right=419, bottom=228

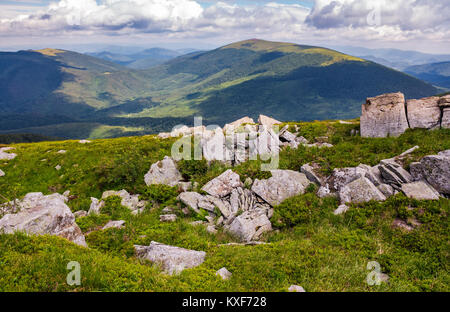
left=0, top=120, right=449, bottom=292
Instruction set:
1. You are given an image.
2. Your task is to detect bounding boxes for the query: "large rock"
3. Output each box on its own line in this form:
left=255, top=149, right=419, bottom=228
left=326, top=167, right=367, bottom=192
left=419, top=152, right=450, bottom=194
left=144, top=156, right=182, bottom=187
left=134, top=241, right=206, bottom=275
left=0, top=147, right=17, bottom=160
left=202, top=170, right=243, bottom=198
left=0, top=193, right=86, bottom=246
left=252, top=170, right=310, bottom=206
left=360, top=92, right=409, bottom=138
left=226, top=209, right=272, bottom=242
left=407, top=97, right=441, bottom=129
left=258, top=114, right=281, bottom=128
left=339, top=177, right=387, bottom=204
left=401, top=181, right=440, bottom=200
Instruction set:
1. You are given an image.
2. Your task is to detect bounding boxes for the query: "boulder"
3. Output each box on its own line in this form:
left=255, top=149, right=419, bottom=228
left=401, top=181, right=440, bottom=200
left=258, top=114, right=281, bottom=127
left=144, top=156, right=183, bottom=187
left=358, top=164, right=383, bottom=187
left=326, top=167, right=367, bottom=192
left=102, top=190, right=147, bottom=212
left=360, top=92, right=409, bottom=138
left=229, top=187, right=256, bottom=217
left=216, top=267, right=232, bottom=280
left=0, top=169, right=4, bottom=177
left=0, top=147, right=17, bottom=160
left=177, top=192, right=208, bottom=213
left=223, top=116, right=255, bottom=132
left=379, top=160, right=413, bottom=186
left=288, top=285, right=306, bottom=292
left=442, top=108, right=450, bottom=129
left=252, top=170, right=310, bottom=206
left=227, top=209, right=272, bottom=242
left=160, top=214, right=177, bottom=222
left=406, top=97, right=441, bottom=129
left=279, top=128, right=297, bottom=143
left=419, top=152, right=450, bottom=194
left=339, top=177, right=386, bottom=204
left=202, top=170, right=243, bottom=198
left=134, top=241, right=206, bottom=275
left=301, top=163, right=323, bottom=185
left=409, top=162, right=424, bottom=181
left=377, top=184, right=395, bottom=198
left=102, top=220, right=126, bottom=230
left=0, top=193, right=86, bottom=247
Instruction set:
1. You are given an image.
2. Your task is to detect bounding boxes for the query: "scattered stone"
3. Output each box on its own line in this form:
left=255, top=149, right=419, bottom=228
left=226, top=209, right=272, bottom=242
left=134, top=241, right=206, bottom=275
left=392, top=219, right=414, bottom=231
left=78, top=140, right=91, bottom=144
left=279, top=128, right=297, bottom=143
left=0, top=147, right=17, bottom=160
left=178, top=192, right=211, bottom=213
left=73, top=210, right=87, bottom=218
left=88, top=197, right=104, bottom=215
left=160, top=214, right=177, bottom=222
left=360, top=92, right=409, bottom=138
left=190, top=220, right=206, bottom=226
left=377, top=184, right=395, bottom=198
left=102, top=220, right=125, bottom=230
left=206, top=225, right=218, bottom=234
left=216, top=267, right=232, bottom=280
left=379, top=160, right=413, bottom=186
left=333, top=204, right=349, bottom=215
left=102, top=190, right=147, bottom=212
left=144, top=156, right=183, bottom=187
left=55, top=165, right=62, bottom=171
left=223, top=116, right=255, bottom=132
left=57, top=150, right=67, bottom=154
left=407, top=97, right=441, bottom=129
left=401, top=181, right=440, bottom=200
left=419, top=151, right=450, bottom=194
left=258, top=114, right=281, bottom=127
left=301, top=163, right=323, bottom=185
left=202, top=170, right=243, bottom=198
left=162, top=207, right=173, bottom=214
left=177, top=181, right=192, bottom=192
left=288, top=285, right=306, bottom=292
left=0, top=169, right=4, bottom=177
left=252, top=170, right=310, bottom=206
left=339, top=177, right=386, bottom=204
left=0, top=193, right=86, bottom=246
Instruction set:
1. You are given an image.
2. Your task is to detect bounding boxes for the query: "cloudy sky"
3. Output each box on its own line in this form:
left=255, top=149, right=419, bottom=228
left=0, top=0, right=449, bottom=53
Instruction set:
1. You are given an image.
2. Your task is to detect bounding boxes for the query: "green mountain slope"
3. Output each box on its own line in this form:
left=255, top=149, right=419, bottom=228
left=0, top=40, right=440, bottom=138
left=405, top=61, right=450, bottom=89
left=132, top=39, right=438, bottom=123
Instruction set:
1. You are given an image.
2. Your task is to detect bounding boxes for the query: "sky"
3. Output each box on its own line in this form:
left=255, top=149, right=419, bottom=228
left=0, top=0, right=449, bottom=54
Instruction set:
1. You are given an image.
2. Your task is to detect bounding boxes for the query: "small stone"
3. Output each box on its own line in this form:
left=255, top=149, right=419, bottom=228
left=57, top=150, right=67, bottom=154
left=78, top=140, right=91, bottom=144
left=0, top=169, right=5, bottom=177
left=288, top=285, right=306, bottom=292
left=206, top=225, right=218, bottom=234
left=216, top=267, right=232, bottom=280
left=102, top=220, right=125, bottom=230
left=333, top=204, right=349, bottom=215
left=55, top=165, right=62, bottom=171
left=160, top=214, right=177, bottom=222
left=73, top=210, right=87, bottom=218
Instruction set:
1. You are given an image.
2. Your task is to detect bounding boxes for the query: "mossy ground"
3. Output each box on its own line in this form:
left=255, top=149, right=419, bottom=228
left=0, top=121, right=449, bottom=292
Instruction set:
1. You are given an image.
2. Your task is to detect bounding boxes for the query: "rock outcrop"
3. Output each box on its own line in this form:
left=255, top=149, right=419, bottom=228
left=361, top=92, right=450, bottom=137
left=0, top=193, right=86, bottom=246
left=411, top=151, right=450, bottom=195
left=202, top=169, right=243, bottom=197
left=360, top=92, right=409, bottom=138
left=134, top=241, right=206, bottom=275
left=144, top=156, right=183, bottom=187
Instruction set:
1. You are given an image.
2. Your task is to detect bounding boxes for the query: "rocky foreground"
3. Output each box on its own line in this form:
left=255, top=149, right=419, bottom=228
left=0, top=93, right=449, bottom=280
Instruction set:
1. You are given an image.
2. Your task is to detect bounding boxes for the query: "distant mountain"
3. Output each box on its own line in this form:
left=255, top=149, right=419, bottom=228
left=0, top=40, right=439, bottom=139
left=87, top=48, right=181, bottom=69
left=405, top=62, right=450, bottom=89
left=332, top=46, right=450, bottom=70
left=135, top=39, right=438, bottom=124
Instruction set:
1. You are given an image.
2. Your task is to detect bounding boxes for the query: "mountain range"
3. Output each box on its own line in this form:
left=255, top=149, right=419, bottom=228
left=405, top=62, right=450, bottom=89
left=0, top=39, right=440, bottom=139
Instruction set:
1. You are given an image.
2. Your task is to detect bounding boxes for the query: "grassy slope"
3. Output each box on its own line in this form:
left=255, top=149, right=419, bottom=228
left=0, top=121, right=449, bottom=292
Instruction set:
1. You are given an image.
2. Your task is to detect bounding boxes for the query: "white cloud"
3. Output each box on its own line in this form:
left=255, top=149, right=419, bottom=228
left=0, top=0, right=449, bottom=53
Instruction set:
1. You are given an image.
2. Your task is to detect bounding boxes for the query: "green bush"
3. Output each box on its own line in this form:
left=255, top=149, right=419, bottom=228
left=178, top=159, right=208, bottom=181
left=140, top=184, right=178, bottom=206
left=76, top=214, right=111, bottom=233
left=100, top=196, right=132, bottom=220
